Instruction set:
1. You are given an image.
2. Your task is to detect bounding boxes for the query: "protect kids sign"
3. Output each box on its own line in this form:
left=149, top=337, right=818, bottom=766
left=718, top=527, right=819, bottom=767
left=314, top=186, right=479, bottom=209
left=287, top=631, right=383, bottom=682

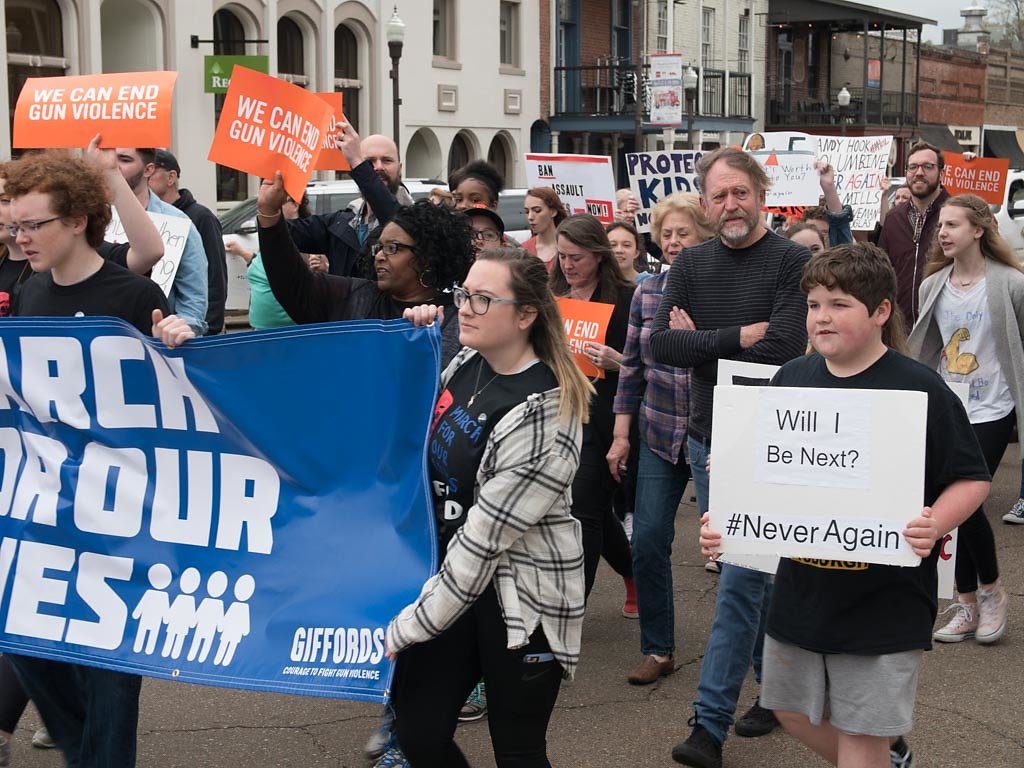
left=0, top=318, right=440, bottom=703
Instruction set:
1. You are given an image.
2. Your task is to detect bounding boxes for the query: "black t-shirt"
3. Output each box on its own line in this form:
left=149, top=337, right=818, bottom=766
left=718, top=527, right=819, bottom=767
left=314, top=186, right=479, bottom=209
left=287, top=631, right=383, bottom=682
left=428, top=355, right=557, bottom=551
left=766, top=350, right=990, bottom=655
left=0, top=250, right=34, bottom=317
left=97, top=241, right=131, bottom=270
left=15, top=259, right=170, bottom=335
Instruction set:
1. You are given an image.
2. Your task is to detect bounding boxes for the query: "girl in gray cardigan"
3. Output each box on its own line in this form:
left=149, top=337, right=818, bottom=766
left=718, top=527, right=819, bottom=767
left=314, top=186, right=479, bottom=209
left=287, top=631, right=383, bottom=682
left=907, top=194, right=1024, bottom=646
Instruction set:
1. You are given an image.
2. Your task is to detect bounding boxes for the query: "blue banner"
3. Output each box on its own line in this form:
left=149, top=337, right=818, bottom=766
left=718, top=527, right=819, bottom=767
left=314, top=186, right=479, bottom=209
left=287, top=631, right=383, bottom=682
left=0, top=317, right=440, bottom=702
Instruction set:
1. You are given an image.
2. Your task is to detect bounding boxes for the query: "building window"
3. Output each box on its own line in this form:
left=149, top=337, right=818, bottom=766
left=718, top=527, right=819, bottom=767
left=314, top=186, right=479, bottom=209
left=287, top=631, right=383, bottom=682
left=7, top=0, right=68, bottom=155
left=500, top=2, right=519, bottom=67
left=611, top=0, right=631, bottom=61
left=335, top=24, right=361, bottom=136
left=738, top=13, right=749, bottom=73
left=656, top=0, right=668, bottom=54
left=212, top=9, right=248, bottom=201
left=278, top=17, right=307, bottom=87
left=433, top=0, right=455, bottom=59
left=701, top=8, right=714, bottom=69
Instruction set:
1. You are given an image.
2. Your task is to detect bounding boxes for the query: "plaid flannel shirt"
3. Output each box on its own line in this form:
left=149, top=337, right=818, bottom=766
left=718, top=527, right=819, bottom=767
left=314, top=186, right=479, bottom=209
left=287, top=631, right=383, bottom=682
left=613, top=272, right=690, bottom=463
left=387, top=348, right=586, bottom=678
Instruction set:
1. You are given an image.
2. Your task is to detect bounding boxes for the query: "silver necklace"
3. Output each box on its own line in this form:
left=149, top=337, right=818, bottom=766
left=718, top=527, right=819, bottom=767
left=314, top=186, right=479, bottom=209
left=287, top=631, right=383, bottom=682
left=469, top=360, right=500, bottom=407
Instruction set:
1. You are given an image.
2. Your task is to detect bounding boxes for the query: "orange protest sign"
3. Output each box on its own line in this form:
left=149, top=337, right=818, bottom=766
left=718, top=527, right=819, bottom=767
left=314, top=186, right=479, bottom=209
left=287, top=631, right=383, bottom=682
left=207, top=67, right=333, bottom=202
left=557, top=298, right=615, bottom=379
left=941, top=153, right=1010, bottom=205
left=313, top=93, right=350, bottom=171
left=13, top=71, right=177, bottom=149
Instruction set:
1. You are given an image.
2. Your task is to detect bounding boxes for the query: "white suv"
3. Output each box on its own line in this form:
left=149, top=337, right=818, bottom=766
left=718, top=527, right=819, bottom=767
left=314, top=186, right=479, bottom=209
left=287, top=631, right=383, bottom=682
left=993, top=171, right=1024, bottom=263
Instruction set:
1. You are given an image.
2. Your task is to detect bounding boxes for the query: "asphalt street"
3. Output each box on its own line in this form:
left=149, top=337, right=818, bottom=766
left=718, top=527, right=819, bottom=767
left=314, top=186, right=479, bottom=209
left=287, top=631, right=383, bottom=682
left=7, top=449, right=1024, bottom=767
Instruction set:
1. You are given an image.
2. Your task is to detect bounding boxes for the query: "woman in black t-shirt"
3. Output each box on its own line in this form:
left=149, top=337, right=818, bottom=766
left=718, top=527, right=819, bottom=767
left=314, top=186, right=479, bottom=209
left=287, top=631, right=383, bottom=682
left=387, top=247, right=593, bottom=768
left=550, top=214, right=638, bottom=604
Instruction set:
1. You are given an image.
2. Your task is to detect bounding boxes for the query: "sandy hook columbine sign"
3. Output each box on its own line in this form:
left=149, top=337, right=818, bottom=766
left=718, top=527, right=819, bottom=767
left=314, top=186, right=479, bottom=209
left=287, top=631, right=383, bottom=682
left=0, top=318, right=440, bottom=703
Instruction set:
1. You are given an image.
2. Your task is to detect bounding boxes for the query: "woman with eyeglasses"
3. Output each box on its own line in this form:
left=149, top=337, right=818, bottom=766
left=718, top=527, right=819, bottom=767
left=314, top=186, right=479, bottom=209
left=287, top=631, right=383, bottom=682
left=212, top=173, right=475, bottom=365
left=551, top=214, right=638, bottom=606
left=387, top=247, right=592, bottom=768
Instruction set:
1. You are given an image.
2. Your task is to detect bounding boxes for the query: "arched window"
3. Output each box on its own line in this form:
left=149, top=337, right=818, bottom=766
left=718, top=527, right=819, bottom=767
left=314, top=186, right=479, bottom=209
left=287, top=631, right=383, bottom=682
left=448, top=133, right=473, bottom=178
left=334, top=24, right=361, bottom=135
left=7, top=0, right=68, bottom=152
left=213, top=9, right=249, bottom=201
left=487, top=134, right=512, bottom=185
left=278, top=17, right=306, bottom=86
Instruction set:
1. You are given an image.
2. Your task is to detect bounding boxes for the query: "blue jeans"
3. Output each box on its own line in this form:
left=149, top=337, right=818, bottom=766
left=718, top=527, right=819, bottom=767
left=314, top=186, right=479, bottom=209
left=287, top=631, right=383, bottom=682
left=633, top=441, right=691, bottom=657
left=7, top=655, right=140, bottom=768
left=687, top=434, right=771, bottom=746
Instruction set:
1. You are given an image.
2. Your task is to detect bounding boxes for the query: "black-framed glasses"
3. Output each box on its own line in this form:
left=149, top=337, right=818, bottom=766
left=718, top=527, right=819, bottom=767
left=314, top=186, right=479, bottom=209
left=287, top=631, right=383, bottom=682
left=371, top=241, right=416, bottom=257
left=453, top=286, right=519, bottom=315
left=6, top=216, right=62, bottom=237
left=470, top=229, right=501, bottom=242
left=906, top=162, right=938, bottom=173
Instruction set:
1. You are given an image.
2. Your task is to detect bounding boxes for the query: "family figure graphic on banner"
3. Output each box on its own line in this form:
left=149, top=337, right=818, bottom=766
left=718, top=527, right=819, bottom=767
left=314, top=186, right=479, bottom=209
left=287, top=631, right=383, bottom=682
left=131, top=565, right=255, bottom=666
left=2, top=60, right=1024, bottom=768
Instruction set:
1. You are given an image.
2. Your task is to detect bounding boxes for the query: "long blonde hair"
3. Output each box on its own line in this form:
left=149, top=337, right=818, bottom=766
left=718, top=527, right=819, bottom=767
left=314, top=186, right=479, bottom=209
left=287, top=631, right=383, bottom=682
left=924, top=194, right=1023, bottom=278
left=476, top=247, right=594, bottom=424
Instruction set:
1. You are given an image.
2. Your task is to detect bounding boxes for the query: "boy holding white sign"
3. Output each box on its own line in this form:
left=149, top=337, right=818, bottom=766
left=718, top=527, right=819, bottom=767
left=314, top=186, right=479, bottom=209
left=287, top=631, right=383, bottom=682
left=701, top=244, right=990, bottom=768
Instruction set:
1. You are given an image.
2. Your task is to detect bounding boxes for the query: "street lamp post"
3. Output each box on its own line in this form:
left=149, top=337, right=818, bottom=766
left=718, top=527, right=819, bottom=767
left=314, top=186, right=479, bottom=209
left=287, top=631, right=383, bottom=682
left=837, top=85, right=851, bottom=138
left=682, top=66, right=698, bottom=150
left=386, top=7, right=405, bottom=152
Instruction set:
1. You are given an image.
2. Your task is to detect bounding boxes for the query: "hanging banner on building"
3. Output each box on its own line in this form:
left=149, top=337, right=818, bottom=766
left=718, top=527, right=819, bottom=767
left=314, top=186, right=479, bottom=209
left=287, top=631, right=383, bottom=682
left=751, top=151, right=820, bottom=208
left=941, top=152, right=1009, bottom=205
left=524, top=154, right=617, bottom=224
left=204, top=55, right=270, bottom=94
left=13, top=71, right=178, bottom=149
left=0, top=318, right=440, bottom=703
left=312, top=93, right=351, bottom=172
left=208, top=67, right=333, bottom=202
left=710, top=385, right=926, bottom=566
left=106, top=209, right=192, bottom=298
left=746, top=132, right=892, bottom=229
left=624, top=151, right=702, bottom=233
left=556, top=298, right=615, bottom=379
left=648, top=53, right=683, bottom=127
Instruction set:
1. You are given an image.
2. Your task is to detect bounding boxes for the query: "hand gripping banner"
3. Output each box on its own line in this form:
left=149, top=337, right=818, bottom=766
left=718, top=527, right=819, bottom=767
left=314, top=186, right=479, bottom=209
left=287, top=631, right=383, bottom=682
left=0, top=318, right=440, bottom=703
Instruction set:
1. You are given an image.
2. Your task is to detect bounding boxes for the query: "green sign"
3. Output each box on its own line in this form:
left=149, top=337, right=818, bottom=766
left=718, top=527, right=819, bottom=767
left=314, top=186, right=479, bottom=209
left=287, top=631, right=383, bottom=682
left=204, top=55, right=269, bottom=94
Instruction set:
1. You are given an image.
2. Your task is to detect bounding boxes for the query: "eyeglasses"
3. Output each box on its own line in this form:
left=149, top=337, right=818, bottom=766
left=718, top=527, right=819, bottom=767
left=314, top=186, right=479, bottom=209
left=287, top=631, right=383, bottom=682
left=6, top=217, right=62, bottom=237
left=453, top=286, right=519, bottom=315
left=906, top=162, right=938, bottom=173
left=470, top=229, right=501, bottom=242
left=371, top=241, right=416, bottom=257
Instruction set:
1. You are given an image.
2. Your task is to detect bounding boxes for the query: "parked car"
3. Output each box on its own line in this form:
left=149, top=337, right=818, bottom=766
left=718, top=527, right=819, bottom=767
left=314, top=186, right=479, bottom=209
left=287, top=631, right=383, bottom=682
left=993, top=170, right=1024, bottom=263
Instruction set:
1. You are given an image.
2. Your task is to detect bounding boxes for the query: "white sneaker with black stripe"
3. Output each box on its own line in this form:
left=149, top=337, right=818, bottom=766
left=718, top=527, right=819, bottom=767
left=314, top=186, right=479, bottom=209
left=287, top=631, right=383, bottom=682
left=1003, top=497, right=1024, bottom=524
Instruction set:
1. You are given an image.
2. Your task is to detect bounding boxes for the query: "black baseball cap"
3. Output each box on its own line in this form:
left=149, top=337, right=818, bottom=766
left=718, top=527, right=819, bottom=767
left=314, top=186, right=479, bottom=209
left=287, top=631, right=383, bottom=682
left=464, top=203, right=504, bottom=234
left=153, top=149, right=181, bottom=175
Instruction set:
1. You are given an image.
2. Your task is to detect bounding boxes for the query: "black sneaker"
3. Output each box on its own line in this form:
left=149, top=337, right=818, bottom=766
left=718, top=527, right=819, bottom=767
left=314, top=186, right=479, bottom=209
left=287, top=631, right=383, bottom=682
left=733, top=697, right=779, bottom=737
left=671, top=723, right=722, bottom=768
left=890, top=736, right=915, bottom=768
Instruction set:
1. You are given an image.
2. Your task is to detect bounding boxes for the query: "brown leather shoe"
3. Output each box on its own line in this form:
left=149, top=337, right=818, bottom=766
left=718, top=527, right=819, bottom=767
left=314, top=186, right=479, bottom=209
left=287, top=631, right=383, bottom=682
left=627, top=654, right=675, bottom=685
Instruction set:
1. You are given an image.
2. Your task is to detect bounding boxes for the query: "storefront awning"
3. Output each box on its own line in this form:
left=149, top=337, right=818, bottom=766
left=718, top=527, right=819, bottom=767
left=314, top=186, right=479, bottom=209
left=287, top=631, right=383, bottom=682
left=917, top=124, right=962, bottom=153
left=983, top=129, right=1024, bottom=169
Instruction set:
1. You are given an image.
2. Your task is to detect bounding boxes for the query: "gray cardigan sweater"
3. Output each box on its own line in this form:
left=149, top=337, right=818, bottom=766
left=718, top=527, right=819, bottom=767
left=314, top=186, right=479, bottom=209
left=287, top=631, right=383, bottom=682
left=907, top=260, right=1024, bottom=458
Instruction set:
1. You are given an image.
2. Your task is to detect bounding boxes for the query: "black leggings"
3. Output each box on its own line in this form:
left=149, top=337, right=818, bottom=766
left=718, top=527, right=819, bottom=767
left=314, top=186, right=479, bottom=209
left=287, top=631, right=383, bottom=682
left=570, top=440, right=632, bottom=597
left=0, top=655, right=28, bottom=733
left=393, top=586, right=563, bottom=768
left=956, top=412, right=1014, bottom=594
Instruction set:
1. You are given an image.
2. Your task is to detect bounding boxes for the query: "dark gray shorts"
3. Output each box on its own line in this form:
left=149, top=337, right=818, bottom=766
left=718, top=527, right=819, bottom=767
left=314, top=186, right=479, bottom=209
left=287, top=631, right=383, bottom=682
left=760, top=635, right=922, bottom=737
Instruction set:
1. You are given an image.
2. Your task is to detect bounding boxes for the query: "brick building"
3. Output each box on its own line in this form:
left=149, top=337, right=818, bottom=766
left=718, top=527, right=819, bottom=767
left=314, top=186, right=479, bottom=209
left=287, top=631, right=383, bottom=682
left=917, top=45, right=986, bottom=154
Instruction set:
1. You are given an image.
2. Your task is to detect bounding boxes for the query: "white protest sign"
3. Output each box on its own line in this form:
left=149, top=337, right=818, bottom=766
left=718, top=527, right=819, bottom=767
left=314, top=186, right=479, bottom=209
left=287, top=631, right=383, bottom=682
left=747, top=132, right=892, bottom=230
left=524, top=153, right=617, bottom=224
left=224, top=234, right=252, bottom=312
left=648, top=53, right=683, bottom=126
left=751, top=151, right=820, bottom=207
left=710, top=385, right=926, bottom=566
left=625, top=151, right=702, bottom=233
left=107, top=208, right=190, bottom=297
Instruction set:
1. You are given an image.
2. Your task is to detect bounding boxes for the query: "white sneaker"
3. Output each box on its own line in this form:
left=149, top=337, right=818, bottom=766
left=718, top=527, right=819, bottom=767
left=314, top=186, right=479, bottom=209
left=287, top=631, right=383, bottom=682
left=623, top=512, right=634, bottom=540
left=1003, top=498, right=1024, bottom=524
left=977, top=585, right=1008, bottom=644
left=933, top=601, right=977, bottom=642
left=32, top=726, right=56, bottom=749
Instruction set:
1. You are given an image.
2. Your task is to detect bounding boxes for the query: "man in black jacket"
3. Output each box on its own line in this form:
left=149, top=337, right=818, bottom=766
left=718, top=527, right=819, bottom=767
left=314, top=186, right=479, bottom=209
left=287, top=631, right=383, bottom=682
left=150, top=150, right=228, bottom=334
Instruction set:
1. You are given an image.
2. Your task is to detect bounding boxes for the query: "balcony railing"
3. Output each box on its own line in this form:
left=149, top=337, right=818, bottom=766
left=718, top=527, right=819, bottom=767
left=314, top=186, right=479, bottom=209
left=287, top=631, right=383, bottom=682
left=766, top=82, right=917, bottom=127
left=553, top=62, right=752, bottom=121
